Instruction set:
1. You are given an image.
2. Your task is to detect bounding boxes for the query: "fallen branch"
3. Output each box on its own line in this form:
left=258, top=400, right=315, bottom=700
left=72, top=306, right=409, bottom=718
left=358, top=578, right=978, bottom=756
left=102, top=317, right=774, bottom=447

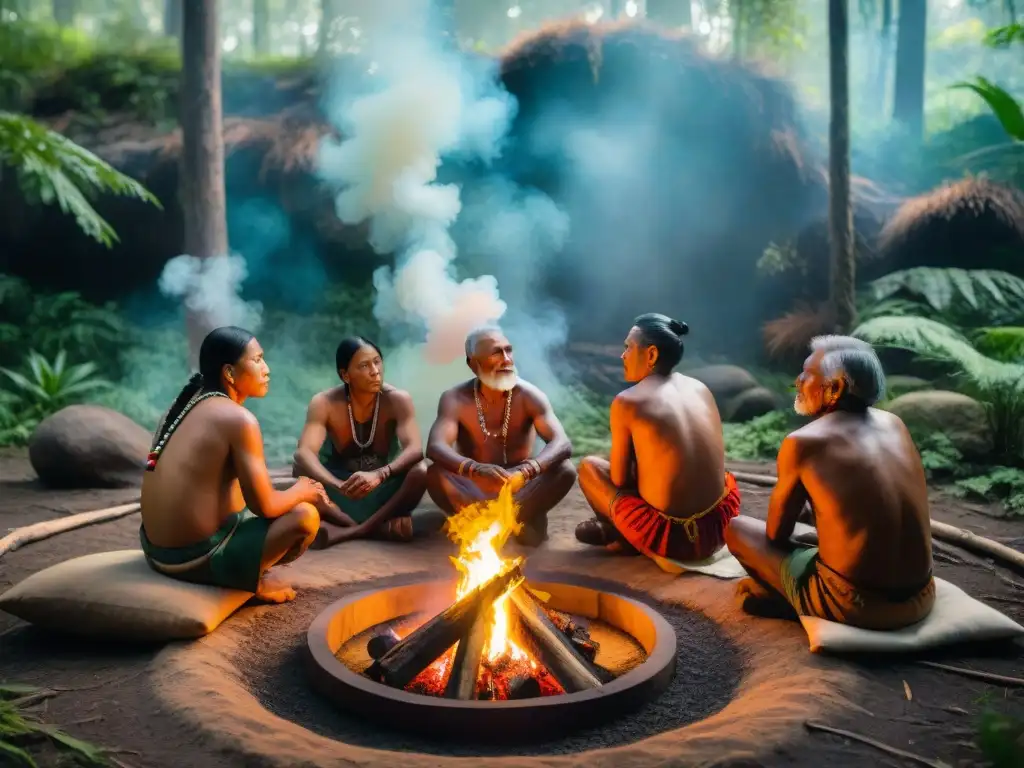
left=0, top=503, right=141, bottom=559
left=804, top=721, right=951, bottom=768
left=917, top=661, right=1024, bottom=688
left=731, top=471, right=1024, bottom=576
left=982, top=594, right=1024, bottom=607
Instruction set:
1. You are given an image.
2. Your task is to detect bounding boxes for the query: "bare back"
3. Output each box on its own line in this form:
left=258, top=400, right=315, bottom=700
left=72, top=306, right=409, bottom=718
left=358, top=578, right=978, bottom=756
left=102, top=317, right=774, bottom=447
left=622, top=373, right=726, bottom=516
left=797, top=409, right=932, bottom=593
left=140, top=399, right=247, bottom=547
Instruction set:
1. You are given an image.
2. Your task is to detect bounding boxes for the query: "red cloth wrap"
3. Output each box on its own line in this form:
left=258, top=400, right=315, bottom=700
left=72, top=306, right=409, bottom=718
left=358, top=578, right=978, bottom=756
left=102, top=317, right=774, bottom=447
left=608, top=472, right=741, bottom=561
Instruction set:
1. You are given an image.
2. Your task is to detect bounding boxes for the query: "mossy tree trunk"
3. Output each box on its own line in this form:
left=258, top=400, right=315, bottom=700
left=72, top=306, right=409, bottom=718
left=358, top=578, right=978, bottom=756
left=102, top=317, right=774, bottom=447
left=893, top=0, right=927, bottom=138
left=164, top=0, right=183, bottom=39
left=646, top=0, right=693, bottom=28
left=253, top=0, right=269, bottom=56
left=828, top=0, right=856, bottom=334
left=52, top=0, right=75, bottom=26
left=180, top=0, right=229, bottom=368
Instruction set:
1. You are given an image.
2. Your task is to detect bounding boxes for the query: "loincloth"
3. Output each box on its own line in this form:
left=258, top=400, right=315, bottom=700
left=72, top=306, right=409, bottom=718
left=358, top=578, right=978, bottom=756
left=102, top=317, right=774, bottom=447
left=608, top=472, right=741, bottom=562
left=321, top=444, right=407, bottom=526
left=139, top=510, right=271, bottom=593
left=780, top=547, right=936, bottom=631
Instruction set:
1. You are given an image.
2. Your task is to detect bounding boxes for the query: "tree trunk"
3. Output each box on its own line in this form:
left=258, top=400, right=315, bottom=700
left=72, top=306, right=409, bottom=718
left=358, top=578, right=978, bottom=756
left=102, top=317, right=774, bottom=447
left=893, top=0, right=927, bottom=138
left=52, top=0, right=75, bottom=26
left=828, top=0, right=856, bottom=334
left=253, top=0, right=269, bottom=56
left=318, top=0, right=332, bottom=54
left=874, top=0, right=893, bottom=113
left=164, top=0, right=183, bottom=38
left=646, top=0, right=693, bottom=28
left=179, top=0, right=229, bottom=367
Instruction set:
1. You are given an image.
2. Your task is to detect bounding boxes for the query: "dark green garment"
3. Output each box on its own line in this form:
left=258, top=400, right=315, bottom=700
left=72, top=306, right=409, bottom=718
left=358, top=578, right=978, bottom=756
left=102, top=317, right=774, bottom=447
left=139, top=510, right=271, bottom=593
left=319, top=433, right=406, bottom=525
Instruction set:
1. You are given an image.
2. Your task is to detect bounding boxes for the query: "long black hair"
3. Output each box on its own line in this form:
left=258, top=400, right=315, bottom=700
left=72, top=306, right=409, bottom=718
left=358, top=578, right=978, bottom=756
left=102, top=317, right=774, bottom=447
left=150, top=326, right=255, bottom=452
left=335, top=336, right=383, bottom=390
left=634, top=313, right=689, bottom=373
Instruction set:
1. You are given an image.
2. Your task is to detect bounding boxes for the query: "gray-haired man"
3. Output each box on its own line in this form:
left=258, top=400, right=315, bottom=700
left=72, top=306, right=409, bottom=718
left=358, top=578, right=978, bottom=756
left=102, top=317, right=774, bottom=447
left=425, top=325, right=577, bottom=546
left=725, top=335, right=936, bottom=630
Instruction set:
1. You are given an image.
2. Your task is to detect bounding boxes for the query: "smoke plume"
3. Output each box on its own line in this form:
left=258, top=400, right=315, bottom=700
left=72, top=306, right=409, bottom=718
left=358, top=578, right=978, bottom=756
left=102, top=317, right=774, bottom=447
left=317, top=0, right=570, bottom=431
left=158, top=253, right=263, bottom=331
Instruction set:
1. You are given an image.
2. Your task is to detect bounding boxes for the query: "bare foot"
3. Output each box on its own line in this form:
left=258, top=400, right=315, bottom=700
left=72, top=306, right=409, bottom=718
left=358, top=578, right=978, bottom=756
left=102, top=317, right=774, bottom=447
left=736, top=578, right=797, bottom=620
left=254, top=576, right=297, bottom=603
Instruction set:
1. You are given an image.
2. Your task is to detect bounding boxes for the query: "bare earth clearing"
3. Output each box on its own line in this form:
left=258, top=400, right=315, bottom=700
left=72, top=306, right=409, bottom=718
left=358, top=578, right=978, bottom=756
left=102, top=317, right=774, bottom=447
left=0, top=447, right=1021, bottom=768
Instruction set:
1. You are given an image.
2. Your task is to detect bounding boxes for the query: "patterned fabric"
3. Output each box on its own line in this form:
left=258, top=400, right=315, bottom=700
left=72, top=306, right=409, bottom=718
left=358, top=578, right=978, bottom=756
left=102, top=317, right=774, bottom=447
left=608, top=472, right=741, bottom=562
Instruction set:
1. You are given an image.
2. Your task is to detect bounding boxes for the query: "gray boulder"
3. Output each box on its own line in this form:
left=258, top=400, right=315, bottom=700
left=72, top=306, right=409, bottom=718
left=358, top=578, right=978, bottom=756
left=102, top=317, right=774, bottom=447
left=726, top=386, right=783, bottom=422
left=29, top=405, right=151, bottom=489
left=884, top=390, right=994, bottom=457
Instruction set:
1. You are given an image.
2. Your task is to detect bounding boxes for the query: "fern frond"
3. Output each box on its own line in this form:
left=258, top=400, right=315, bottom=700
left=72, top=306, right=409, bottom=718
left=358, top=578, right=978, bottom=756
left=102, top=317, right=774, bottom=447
left=950, top=77, right=1024, bottom=141
left=868, top=267, right=1024, bottom=322
left=852, top=315, right=1024, bottom=391
left=0, top=111, right=161, bottom=247
left=974, top=327, right=1024, bottom=363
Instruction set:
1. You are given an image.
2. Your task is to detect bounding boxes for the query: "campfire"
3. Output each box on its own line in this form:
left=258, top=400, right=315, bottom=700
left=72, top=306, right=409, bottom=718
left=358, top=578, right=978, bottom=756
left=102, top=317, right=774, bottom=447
left=363, top=484, right=607, bottom=701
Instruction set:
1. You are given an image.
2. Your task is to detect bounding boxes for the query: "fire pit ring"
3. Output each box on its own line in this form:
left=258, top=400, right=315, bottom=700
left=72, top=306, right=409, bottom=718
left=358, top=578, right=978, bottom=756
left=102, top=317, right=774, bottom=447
left=305, top=571, right=678, bottom=743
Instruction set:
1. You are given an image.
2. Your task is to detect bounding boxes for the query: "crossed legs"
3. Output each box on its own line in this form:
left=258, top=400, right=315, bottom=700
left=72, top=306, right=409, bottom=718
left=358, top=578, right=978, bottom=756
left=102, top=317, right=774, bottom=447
left=256, top=502, right=320, bottom=602
left=724, top=516, right=801, bottom=620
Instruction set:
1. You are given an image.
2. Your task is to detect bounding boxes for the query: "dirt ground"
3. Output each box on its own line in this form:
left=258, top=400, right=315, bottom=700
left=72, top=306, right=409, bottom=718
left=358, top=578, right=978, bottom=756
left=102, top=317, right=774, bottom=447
left=1, top=447, right=1022, bottom=768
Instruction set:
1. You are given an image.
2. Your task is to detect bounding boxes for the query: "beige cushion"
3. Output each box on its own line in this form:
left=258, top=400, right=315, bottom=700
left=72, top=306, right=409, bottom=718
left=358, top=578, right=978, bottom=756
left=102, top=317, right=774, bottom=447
left=802, top=577, right=1024, bottom=654
left=0, top=550, right=253, bottom=642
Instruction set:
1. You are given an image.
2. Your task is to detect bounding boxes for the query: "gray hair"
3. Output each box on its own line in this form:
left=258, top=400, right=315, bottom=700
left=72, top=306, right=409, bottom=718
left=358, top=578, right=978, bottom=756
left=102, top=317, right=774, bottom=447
left=465, top=324, right=503, bottom=358
left=809, top=335, right=887, bottom=406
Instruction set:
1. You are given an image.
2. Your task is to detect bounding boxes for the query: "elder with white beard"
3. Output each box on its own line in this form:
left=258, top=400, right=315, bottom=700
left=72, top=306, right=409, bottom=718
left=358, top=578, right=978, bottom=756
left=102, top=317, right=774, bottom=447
left=425, top=325, right=577, bottom=547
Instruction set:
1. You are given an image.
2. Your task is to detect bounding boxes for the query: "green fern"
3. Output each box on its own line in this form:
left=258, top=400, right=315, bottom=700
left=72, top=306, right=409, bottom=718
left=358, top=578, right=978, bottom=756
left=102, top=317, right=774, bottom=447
left=853, top=315, right=1024, bottom=461
left=868, top=268, right=1024, bottom=324
left=984, top=23, right=1024, bottom=49
left=951, top=77, right=1024, bottom=141
left=0, top=111, right=161, bottom=247
left=974, top=327, right=1024, bottom=363
left=0, top=350, right=111, bottom=410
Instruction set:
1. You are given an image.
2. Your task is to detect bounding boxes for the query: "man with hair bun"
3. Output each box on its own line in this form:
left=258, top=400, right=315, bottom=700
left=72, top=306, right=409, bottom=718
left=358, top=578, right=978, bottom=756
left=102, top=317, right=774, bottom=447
left=575, top=313, right=741, bottom=570
left=725, top=335, right=936, bottom=630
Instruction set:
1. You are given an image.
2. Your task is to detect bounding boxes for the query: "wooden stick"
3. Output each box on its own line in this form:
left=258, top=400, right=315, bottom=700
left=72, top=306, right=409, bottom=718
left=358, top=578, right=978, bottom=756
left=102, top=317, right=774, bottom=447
left=804, top=721, right=951, bottom=768
left=0, top=503, right=141, bottom=559
left=509, top=585, right=602, bottom=693
left=917, top=661, right=1024, bottom=688
left=378, top=563, right=524, bottom=690
left=730, top=470, right=1024, bottom=576
left=443, top=600, right=490, bottom=700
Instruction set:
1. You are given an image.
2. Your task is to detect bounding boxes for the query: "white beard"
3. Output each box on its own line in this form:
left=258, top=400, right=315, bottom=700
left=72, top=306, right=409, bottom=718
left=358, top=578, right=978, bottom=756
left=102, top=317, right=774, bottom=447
left=793, top=394, right=815, bottom=417
left=479, top=370, right=518, bottom=393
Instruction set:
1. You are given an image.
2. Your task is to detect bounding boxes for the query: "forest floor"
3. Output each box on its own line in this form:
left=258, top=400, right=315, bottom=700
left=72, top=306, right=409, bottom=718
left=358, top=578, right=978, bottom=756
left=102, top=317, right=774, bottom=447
left=0, top=446, right=1022, bottom=768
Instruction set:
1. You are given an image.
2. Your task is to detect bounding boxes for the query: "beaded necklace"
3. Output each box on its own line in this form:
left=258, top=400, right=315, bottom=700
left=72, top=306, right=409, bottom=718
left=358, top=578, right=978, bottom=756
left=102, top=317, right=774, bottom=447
left=474, top=379, right=513, bottom=465
left=146, top=390, right=229, bottom=471
left=348, top=392, right=380, bottom=450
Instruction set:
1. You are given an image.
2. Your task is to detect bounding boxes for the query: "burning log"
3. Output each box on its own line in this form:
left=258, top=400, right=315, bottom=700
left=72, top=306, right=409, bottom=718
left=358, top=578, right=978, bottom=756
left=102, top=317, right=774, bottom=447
left=509, top=586, right=602, bottom=693
left=366, top=628, right=400, bottom=660
left=377, top=563, right=524, bottom=690
left=443, top=600, right=490, bottom=700
left=508, top=674, right=542, bottom=700
left=570, top=629, right=600, bottom=663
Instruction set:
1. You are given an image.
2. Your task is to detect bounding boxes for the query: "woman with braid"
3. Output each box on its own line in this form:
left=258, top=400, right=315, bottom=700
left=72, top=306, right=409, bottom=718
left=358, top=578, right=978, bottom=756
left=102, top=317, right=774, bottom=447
left=139, top=326, right=327, bottom=603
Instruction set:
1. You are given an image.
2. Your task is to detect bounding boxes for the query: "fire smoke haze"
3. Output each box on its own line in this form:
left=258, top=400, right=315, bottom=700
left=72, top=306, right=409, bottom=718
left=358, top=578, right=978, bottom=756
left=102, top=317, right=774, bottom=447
left=316, top=0, right=570, bottom=430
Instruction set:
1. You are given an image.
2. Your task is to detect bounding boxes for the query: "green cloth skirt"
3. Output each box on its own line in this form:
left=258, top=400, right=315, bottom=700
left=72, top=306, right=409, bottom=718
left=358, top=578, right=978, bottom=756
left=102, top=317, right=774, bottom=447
left=140, top=509, right=271, bottom=593
left=319, top=442, right=406, bottom=525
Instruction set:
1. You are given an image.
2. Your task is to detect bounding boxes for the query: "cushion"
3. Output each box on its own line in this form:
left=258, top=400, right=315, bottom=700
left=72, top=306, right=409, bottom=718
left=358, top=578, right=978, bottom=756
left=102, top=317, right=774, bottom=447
left=0, top=550, right=253, bottom=642
left=802, top=577, right=1024, bottom=654
left=652, top=522, right=818, bottom=580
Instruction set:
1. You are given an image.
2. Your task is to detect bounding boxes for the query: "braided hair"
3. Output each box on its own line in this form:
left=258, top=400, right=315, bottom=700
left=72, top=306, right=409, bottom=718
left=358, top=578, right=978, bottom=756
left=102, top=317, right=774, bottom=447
left=147, top=326, right=255, bottom=470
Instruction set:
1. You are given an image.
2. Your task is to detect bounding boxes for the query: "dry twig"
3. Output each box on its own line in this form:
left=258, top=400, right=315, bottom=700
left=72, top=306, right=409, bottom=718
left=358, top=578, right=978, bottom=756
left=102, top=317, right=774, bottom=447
left=917, top=661, right=1024, bottom=688
left=805, top=721, right=951, bottom=767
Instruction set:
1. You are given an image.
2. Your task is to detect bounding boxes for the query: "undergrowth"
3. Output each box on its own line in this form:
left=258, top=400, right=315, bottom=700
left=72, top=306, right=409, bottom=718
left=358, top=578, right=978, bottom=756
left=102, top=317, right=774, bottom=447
left=0, top=683, right=110, bottom=766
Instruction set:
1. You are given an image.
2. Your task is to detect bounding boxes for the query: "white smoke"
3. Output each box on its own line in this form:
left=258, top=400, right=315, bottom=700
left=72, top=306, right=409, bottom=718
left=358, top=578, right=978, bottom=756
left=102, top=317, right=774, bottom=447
left=317, top=1, right=571, bottom=431
left=158, top=253, right=263, bottom=331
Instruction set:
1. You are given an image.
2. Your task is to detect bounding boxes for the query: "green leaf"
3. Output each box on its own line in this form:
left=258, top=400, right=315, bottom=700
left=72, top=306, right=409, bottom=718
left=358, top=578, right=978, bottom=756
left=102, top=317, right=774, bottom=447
left=34, top=723, right=108, bottom=766
left=983, top=23, right=1024, bottom=49
left=0, top=684, right=41, bottom=698
left=0, top=739, right=36, bottom=767
left=950, top=77, right=1024, bottom=141
left=869, top=268, right=1024, bottom=321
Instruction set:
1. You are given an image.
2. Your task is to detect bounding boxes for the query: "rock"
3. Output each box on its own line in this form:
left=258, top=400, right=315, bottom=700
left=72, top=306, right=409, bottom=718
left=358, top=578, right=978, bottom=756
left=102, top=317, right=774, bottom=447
left=686, top=365, right=760, bottom=408
left=884, top=390, right=994, bottom=457
left=28, top=405, right=151, bottom=489
left=725, top=386, right=782, bottom=422
left=884, top=375, right=931, bottom=397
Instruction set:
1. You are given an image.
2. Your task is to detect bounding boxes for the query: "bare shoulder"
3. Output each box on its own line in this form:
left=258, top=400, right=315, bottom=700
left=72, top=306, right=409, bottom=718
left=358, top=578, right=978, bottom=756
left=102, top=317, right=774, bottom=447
left=673, top=372, right=712, bottom=396
left=610, top=389, right=639, bottom=420
left=383, top=385, right=415, bottom=412
left=785, top=420, right=830, bottom=452
left=516, top=379, right=553, bottom=410
left=206, top=397, right=259, bottom=434
left=439, top=381, right=474, bottom=410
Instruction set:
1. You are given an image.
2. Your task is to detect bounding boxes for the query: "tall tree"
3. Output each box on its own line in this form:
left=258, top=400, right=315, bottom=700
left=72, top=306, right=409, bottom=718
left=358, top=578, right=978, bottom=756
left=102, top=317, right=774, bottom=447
left=646, top=0, right=692, bottom=28
left=893, top=0, right=927, bottom=138
left=180, top=0, right=229, bottom=367
left=253, top=0, right=269, bottom=56
left=828, top=0, right=855, bottom=334
left=874, top=0, right=893, bottom=108
left=164, top=0, right=183, bottom=38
